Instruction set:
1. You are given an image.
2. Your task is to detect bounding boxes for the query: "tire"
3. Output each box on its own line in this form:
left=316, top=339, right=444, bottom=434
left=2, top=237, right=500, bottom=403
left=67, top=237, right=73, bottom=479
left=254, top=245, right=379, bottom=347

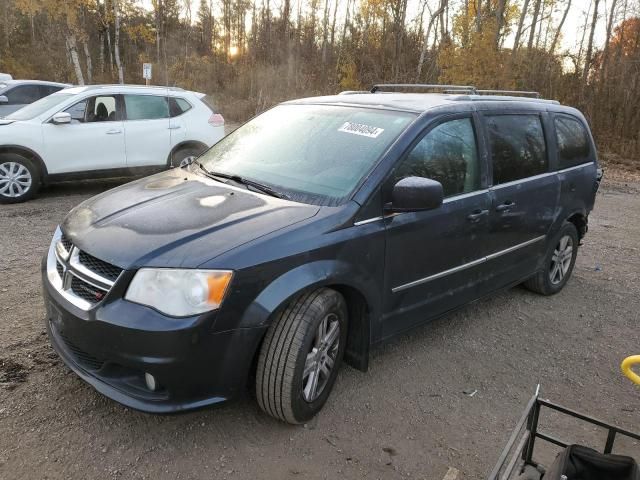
left=524, top=222, right=579, bottom=295
left=0, top=153, right=40, bottom=204
left=256, top=288, right=348, bottom=424
left=169, top=145, right=205, bottom=168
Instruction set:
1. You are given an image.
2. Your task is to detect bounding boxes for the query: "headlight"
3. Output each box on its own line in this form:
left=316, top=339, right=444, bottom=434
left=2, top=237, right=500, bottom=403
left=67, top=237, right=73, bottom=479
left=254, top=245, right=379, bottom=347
left=125, top=269, right=233, bottom=317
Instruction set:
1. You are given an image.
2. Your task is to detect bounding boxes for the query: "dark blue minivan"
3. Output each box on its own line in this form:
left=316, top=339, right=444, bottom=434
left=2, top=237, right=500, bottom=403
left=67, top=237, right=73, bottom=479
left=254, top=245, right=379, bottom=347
left=42, top=85, right=601, bottom=423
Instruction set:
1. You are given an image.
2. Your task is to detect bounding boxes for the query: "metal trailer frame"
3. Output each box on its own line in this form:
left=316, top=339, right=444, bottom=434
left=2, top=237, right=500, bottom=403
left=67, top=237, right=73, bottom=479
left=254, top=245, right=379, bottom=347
left=488, top=387, right=640, bottom=480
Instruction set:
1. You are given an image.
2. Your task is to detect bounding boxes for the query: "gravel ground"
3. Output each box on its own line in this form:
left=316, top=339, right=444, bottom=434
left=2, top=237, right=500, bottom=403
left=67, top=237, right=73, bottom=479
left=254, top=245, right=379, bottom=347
left=0, top=174, right=639, bottom=480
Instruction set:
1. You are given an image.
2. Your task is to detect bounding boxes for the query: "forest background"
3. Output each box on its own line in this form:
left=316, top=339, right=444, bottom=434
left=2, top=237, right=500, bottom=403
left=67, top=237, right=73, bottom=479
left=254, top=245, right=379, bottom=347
left=2, top=0, right=640, bottom=164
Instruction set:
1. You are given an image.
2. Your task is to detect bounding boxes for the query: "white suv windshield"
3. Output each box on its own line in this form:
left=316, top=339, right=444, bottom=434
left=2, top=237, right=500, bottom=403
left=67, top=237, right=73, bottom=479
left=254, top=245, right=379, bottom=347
left=198, top=104, right=415, bottom=206
left=5, top=93, right=74, bottom=121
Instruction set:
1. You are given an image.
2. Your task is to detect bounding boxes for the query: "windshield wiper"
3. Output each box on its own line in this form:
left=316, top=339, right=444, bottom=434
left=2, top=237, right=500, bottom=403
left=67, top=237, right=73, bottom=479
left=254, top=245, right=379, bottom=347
left=195, top=164, right=290, bottom=200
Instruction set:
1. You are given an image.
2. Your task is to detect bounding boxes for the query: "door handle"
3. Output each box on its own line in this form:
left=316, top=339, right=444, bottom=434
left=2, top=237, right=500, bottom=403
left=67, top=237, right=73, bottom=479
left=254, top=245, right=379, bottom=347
left=106, top=129, right=122, bottom=135
left=496, top=201, right=516, bottom=212
left=168, top=125, right=181, bottom=130
left=467, top=209, right=489, bottom=222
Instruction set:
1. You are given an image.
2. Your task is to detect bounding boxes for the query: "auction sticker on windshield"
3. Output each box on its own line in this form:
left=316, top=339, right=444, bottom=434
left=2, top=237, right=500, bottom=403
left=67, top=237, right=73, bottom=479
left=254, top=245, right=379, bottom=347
left=338, top=122, right=384, bottom=138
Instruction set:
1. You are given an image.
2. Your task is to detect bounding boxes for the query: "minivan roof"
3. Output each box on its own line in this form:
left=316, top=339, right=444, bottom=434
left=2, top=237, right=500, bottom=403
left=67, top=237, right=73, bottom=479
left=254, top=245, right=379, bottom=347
left=285, top=92, right=566, bottom=114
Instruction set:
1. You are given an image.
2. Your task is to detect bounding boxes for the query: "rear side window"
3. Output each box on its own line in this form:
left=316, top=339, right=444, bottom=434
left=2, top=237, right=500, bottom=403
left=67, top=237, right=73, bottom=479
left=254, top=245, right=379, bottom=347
left=169, top=97, right=192, bottom=117
left=124, top=95, right=169, bottom=120
left=395, top=118, right=480, bottom=197
left=555, top=115, right=591, bottom=168
left=41, top=85, right=64, bottom=96
left=5, top=85, right=41, bottom=104
left=487, top=114, right=547, bottom=185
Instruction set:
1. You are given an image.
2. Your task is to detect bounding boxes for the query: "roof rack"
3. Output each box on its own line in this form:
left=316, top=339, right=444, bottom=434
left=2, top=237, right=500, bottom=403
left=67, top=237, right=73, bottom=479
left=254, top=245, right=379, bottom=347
left=477, top=89, right=540, bottom=98
left=369, top=84, right=545, bottom=99
left=370, top=84, right=478, bottom=94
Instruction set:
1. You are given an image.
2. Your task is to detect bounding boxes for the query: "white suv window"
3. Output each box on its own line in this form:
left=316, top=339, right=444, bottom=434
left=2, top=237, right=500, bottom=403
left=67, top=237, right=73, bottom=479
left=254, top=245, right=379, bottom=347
left=64, top=95, right=119, bottom=123
left=124, top=95, right=169, bottom=120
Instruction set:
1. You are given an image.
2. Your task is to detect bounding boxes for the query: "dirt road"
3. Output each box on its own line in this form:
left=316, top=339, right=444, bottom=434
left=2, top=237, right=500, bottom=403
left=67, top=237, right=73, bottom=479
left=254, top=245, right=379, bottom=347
left=1, top=177, right=638, bottom=480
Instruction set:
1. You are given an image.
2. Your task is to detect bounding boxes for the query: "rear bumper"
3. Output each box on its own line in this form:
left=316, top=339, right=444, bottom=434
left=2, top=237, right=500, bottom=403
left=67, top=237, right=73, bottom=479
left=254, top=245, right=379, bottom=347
left=42, top=263, right=266, bottom=413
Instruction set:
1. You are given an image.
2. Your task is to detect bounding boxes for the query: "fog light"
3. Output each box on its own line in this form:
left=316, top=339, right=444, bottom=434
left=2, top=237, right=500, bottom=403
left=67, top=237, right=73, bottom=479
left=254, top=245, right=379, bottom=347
left=144, top=373, right=158, bottom=391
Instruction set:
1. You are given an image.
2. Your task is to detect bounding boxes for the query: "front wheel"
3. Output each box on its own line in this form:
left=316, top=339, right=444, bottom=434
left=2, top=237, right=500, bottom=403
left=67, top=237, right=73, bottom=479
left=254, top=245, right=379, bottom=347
left=0, top=154, right=40, bottom=204
left=524, top=222, right=579, bottom=295
left=256, top=288, right=348, bottom=424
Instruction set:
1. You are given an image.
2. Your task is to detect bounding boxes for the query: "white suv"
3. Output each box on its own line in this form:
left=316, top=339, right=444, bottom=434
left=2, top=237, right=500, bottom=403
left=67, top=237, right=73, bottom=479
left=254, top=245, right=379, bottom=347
left=0, top=85, right=225, bottom=203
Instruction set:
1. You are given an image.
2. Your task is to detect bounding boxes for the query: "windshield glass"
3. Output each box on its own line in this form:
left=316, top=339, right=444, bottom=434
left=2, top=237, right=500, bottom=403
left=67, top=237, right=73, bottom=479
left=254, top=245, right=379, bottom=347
left=5, top=93, right=74, bottom=121
left=197, top=104, right=415, bottom=205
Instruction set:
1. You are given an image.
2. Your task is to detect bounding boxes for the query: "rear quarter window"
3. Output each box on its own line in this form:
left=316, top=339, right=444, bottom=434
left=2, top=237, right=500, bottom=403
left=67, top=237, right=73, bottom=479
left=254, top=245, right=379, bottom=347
left=486, top=114, right=548, bottom=185
left=554, top=115, right=591, bottom=169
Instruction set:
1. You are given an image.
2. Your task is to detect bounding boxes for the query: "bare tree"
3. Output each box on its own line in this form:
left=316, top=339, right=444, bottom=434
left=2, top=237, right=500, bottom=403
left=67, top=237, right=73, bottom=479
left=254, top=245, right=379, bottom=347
left=550, top=0, right=572, bottom=54
left=512, top=0, right=530, bottom=54
left=65, top=33, right=85, bottom=86
left=527, top=0, right=542, bottom=51
left=582, top=0, right=601, bottom=84
left=113, top=0, right=124, bottom=84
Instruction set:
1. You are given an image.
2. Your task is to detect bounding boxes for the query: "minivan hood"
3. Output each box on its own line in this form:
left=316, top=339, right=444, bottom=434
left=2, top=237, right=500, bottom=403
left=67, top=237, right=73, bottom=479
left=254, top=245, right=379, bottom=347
left=62, top=169, right=320, bottom=269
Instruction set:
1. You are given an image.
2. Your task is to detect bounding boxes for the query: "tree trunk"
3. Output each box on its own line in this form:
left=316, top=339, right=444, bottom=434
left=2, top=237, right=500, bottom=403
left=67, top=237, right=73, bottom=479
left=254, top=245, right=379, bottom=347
left=475, top=0, right=481, bottom=32
left=113, top=0, right=124, bottom=84
left=99, top=31, right=105, bottom=75
left=83, top=39, right=93, bottom=84
left=66, top=34, right=85, bottom=86
left=549, top=0, right=571, bottom=54
left=527, top=0, right=542, bottom=51
left=321, top=0, right=330, bottom=65
left=582, top=0, right=600, bottom=85
left=335, top=0, right=351, bottom=73
left=599, top=0, right=619, bottom=82
left=416, top=0, right=446, bottom=80
left=494, top=0, right=507, bottom=48
left=512, top=0, right=530, bottom=54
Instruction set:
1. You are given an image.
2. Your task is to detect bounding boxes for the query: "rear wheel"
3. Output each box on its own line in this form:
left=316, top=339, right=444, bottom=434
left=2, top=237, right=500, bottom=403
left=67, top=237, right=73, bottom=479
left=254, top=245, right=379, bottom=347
left=256, top=288, right=348, bottom=424
left=524, top=222, right=579, bottom=295
left=169, top=145, right=205, bottom=168
left=0, top=154, right=40, bottom=204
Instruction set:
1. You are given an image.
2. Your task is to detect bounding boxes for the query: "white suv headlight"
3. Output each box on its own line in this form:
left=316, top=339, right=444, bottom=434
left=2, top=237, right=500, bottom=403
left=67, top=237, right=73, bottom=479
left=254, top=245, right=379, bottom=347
left=125, top=269, right=233, bottom=317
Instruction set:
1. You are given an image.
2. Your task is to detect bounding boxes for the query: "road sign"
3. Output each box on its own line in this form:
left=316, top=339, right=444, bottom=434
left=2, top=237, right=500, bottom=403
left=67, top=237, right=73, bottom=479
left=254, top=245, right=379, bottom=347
left=143, top=63, right=152, bottom=80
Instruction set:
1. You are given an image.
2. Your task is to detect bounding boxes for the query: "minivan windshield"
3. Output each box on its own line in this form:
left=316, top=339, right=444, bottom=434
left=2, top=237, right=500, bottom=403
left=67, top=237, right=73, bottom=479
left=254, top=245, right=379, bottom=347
left=197, top=104, right=415, bottom=206
left=5, top=93, right=74, bottom=121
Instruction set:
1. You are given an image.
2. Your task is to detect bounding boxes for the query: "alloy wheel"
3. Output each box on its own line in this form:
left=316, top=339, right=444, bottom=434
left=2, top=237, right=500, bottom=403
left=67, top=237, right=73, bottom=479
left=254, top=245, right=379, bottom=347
left=549, top=234, right=573, bottom=285
left=302, top=313, right=340, bottom=402
left=179, top=155, right=197, bottom=168
left=0, top=162, right=32, bottom=198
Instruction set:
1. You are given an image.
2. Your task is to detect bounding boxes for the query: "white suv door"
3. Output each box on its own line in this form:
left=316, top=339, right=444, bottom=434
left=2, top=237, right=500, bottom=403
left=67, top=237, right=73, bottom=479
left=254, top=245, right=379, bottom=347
left=122, top=94, right=171, bottom=167
left=42, top=94, right=127, bottom=173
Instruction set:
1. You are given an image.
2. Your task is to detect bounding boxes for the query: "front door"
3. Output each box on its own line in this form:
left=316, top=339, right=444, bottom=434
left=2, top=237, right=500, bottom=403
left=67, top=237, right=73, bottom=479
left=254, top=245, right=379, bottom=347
left=42, top=94, right=127, bottom=174
left=482, top=113, right=559, bottom=285
left=382, top=115, right=492, bottom=339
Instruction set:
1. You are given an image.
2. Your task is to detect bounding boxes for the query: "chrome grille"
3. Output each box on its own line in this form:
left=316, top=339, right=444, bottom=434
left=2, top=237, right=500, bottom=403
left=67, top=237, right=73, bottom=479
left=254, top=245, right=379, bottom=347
left=48, top=229, right=122, bottom=311
left=70, top=276, right=108, bottom=303
left=78, top=251, right=122, bottom=282
left=60, top=233, right=72, bottom=253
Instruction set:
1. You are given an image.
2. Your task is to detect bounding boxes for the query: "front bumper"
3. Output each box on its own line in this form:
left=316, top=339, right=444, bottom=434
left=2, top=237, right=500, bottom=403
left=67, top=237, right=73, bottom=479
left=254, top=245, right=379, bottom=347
left=42, top=263, right=266, bottom=413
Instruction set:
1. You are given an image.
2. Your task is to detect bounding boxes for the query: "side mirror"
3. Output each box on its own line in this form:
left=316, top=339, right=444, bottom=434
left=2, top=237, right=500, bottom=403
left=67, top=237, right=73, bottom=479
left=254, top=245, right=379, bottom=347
left=0, top=95, right=8, bottom=104
left=388, top=176, right=443, bottom=212
left=52, top=112, right=72, bottom=124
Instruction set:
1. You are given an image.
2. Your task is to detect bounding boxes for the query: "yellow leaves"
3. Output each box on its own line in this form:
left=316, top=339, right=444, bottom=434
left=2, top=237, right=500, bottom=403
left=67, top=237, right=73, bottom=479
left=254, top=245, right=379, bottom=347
left=126, top=24, right=156, bottom=45
left=14, top=0, right=96, bottom=27
left=438, top=20, right=515, bottom=89
left=338, top=60, right=362, bottom=91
